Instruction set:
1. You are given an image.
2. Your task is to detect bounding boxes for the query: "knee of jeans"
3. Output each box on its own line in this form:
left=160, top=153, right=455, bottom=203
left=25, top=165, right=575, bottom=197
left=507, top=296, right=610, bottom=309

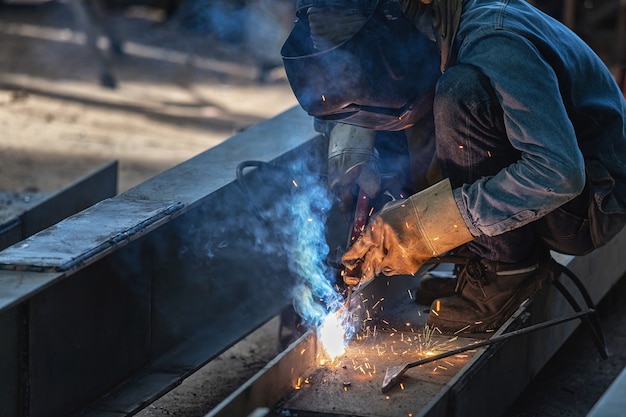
left=434, top=65, right=493, bottom=116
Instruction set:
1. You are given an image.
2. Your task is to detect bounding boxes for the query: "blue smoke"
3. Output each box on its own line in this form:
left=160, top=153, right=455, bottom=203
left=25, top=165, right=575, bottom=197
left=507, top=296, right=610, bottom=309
left=286, top=172, right=344, bottom=329
left=237, top=159, right=349, bottom=336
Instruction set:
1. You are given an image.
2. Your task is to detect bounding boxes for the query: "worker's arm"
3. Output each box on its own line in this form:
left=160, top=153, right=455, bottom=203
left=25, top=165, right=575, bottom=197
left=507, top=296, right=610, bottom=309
left=326, top=122, right=381, bottom=216
left=453, top=32, right=586, bottom=237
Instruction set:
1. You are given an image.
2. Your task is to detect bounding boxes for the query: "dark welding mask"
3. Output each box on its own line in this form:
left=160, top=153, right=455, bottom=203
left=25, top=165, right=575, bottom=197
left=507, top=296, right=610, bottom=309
left=281, top=0, right=441, bottom=131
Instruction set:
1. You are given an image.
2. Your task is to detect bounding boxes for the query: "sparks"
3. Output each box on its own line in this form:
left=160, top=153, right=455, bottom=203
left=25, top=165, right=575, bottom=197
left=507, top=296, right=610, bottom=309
left=454, top=324, right=471, bottom=334
left=318, top=312, right=348, bottom=358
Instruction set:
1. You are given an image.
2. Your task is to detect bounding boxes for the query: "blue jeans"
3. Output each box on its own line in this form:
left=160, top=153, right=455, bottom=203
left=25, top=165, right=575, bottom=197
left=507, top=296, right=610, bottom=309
left=433, top=65, right=591, bottom=262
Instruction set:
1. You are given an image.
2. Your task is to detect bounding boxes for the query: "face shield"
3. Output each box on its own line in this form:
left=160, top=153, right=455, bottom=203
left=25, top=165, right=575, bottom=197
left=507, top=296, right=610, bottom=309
left=281, top=0, right=441, bottom=131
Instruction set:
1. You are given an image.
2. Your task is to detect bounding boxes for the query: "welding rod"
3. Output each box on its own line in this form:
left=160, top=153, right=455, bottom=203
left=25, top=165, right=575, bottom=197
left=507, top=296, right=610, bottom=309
left=381, top=308, right=595, bottom=393
left=348, top=188, right=371, bottom=248
left=343, top=188, right=370, bottom=310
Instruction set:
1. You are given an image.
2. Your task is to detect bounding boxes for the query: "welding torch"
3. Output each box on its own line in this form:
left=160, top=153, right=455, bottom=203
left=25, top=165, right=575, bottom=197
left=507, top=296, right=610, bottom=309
left=341, top=173, right=405, bottom=310
left=343, top=187, right=371, bottom=311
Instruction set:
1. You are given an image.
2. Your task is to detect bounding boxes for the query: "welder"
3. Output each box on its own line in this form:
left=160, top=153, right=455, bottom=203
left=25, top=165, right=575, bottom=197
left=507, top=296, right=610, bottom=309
left=281, top=0, right=626, bottom=333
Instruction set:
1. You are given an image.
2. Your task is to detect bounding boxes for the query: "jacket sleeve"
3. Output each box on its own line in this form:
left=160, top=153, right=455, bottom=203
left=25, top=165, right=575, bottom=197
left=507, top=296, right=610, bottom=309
left=453, top=32, right=586, bottom=237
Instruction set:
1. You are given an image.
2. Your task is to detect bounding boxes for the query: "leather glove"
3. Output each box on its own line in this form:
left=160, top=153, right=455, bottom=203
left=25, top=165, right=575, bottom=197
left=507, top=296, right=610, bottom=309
left=342, top=178, right=474, bottom=283
left=328, top=123, right=381, bottom=216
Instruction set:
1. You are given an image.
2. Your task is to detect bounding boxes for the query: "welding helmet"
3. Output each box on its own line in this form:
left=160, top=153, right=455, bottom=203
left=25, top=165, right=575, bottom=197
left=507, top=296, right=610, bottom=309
left=281, top=0, right=441, bottom=131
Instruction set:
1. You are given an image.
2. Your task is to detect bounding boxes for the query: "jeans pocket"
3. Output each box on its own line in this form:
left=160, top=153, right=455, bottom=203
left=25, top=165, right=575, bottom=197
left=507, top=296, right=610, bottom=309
left=535, top=206, right=594, bottom=256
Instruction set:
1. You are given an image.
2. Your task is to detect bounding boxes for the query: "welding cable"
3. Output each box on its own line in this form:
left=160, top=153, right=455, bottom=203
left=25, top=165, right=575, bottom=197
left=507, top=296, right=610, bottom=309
left=554, top=263, right=608, bottom=356
left=549, top=266, right=608, bottom=359
left=553, top=262, right=605, bottom=331
left=551, top=279, right=608, bottom=359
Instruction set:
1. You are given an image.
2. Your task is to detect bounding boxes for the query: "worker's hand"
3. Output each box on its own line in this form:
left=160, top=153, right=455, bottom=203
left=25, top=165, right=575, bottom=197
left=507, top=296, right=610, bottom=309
left=341, top=201, right=431, bottom=282
left=328, top=123, right=381, bottom=216
left=342, top=179, right=474, bottom=283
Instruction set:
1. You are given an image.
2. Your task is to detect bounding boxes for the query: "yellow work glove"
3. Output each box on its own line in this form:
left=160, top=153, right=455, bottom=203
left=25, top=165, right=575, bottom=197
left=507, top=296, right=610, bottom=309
left=342, top=178, right=474, bottom=283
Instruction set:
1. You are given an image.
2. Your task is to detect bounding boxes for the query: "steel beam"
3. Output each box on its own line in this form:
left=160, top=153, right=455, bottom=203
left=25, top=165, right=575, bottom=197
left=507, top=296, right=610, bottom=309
left=0, top=160, right=118, bottom=417
left=0, top=160, right=118, bottom=252
left=0, top=106, right=331, bottom=417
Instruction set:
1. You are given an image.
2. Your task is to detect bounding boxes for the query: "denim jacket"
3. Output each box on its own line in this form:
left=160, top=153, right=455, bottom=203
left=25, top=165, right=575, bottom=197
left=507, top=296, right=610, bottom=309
left=451, top=0, right=626, bottom=238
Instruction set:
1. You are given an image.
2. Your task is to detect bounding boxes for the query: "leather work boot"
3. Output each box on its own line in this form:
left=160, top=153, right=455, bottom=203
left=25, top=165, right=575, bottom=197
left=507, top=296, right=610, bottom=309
left=415, top=271, right=457, bottom=305
left=426, top=252, right=558, bottom=333
left=415, top=245, right=472, bottom=306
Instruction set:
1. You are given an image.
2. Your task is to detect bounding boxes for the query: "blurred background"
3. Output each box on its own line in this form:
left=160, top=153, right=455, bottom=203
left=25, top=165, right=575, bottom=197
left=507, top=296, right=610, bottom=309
left=0, top=0, right=298, bottom=193
left=0, top=0, right=624, bottom=193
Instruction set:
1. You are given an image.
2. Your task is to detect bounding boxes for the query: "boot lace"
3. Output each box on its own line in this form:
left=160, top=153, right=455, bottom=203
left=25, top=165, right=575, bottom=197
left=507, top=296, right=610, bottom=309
left=454, top=258, right=488, bottom=298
